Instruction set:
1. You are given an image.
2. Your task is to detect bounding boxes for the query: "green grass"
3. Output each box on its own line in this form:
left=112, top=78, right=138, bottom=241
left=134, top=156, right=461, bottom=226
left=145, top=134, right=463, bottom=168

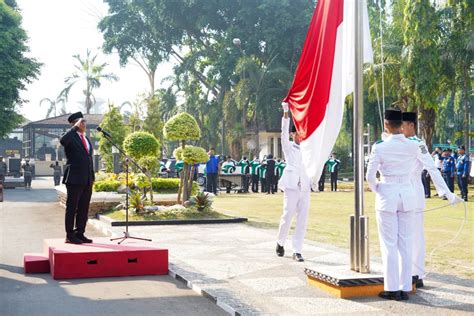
left=102, top=208, right=231, bottom=221
left=213, top=189, right=473, bottom=278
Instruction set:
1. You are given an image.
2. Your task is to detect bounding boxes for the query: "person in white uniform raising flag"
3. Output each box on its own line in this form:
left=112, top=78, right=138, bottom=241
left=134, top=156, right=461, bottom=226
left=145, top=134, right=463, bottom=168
left=276, top=102, right=312, bottom=262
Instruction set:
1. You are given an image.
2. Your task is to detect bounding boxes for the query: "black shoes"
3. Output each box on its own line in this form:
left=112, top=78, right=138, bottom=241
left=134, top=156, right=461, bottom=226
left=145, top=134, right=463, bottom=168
left=400, top=291, right=409, bottom=301
left=378, top=291, right=402, bottom=301
left=378, top=291, right=410, bottom=301
left=76, top=233, right=93, bottom=243
left=276, top=243, right=285, bottom=257
left=65, top=235, right=83, bottom=244
left=293, top=253, right=304, bottom=262
left=416, top=279, right=424, bottom=288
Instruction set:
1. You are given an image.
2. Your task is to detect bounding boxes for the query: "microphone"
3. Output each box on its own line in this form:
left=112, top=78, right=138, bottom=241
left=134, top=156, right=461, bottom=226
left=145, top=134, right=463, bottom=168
left=96, top=126, right=112, bottom=138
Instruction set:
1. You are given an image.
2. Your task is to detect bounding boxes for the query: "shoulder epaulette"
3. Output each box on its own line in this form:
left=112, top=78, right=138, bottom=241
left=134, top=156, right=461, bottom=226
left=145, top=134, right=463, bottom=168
left=408, top=136, right=421, bottom=142
left=375, top=140, right=383, bottom=144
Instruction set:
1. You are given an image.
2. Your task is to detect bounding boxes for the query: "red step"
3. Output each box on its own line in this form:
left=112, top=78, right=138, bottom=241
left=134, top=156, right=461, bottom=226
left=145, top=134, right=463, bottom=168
left=24, top=253, right=50, bottom=273
left=44, top=238, right=168, bottom=280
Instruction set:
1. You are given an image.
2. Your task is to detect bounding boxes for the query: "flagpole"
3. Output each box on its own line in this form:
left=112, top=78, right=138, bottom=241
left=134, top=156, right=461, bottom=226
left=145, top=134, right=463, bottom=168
left=351, top=0, right=370, bottom=273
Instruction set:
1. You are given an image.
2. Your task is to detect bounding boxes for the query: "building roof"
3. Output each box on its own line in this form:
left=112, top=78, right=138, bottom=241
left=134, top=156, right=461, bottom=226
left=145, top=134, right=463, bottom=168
left=23, top=114, right=104, bottom=128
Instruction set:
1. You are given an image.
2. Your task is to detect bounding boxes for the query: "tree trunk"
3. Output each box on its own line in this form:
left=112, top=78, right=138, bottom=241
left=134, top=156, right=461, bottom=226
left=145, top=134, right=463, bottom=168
left=419, top=106, right=436, bottom=151
left=182, top=163, right=190, bottom=202
left=177, top=140, right=186, bottom=203
left=187, top=165, right=195, bottom=198
left=463, top=67, right=469, bottom=149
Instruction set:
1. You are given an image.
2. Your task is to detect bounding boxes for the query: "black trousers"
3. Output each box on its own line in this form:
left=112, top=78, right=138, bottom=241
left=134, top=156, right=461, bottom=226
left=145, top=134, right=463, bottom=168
left=330, top=172, right=338, bottom=191
left=442, top=173, right=454, bottom=192
left=206, top=173, right=218, bottom=194
left=266, top=174, right=275, bottom=194
left=421, top=170, right=430, bottom=197
left=242, top=174, right=249, bottom=192
left=260, top=177, right=267, bottom=193
left=65, top=183, right=93, bottom=235
left=252, top=175, right=259, bottom=192
left=318, top=173, right=325, bottom=191
left=457, top=174, right=468, bottom=199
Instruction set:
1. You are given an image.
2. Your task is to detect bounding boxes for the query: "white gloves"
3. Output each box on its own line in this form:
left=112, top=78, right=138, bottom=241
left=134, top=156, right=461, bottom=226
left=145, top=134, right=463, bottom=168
left=282, top=102, right=289, bottom=113
left=447, top=193, right=464, bottom=205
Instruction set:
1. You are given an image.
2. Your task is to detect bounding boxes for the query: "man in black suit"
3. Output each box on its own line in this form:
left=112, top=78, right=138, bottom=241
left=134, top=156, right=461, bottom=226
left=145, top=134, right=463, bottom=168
left=265, top=154, right=276, bottom=194
left=60, top=112, right=95, bottom=244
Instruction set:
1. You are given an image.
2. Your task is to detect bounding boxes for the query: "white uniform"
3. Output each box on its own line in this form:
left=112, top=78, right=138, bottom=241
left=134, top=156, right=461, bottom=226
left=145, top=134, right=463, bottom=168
left=277, top=117, right=311, bottom=253
left=366, top=134, right=421, bottom=292
left=408, top=136, right=453, bottom=279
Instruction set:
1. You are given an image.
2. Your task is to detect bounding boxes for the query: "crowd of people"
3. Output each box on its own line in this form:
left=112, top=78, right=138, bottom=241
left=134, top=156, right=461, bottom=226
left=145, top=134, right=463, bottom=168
left=202, top=150, right=342, bottom=195
left=429, top=146, right=470, bottom=201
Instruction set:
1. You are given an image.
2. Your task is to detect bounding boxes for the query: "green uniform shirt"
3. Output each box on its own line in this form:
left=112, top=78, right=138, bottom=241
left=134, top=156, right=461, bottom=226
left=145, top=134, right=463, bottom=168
left=327, top=159, right=341, bottom=173
left=175, top=161, right=184, bottom=173
left=257, top=164, right=266, bottom=178
left=276, top=162, right=286, bottom=177
left=250, top=160, right=260, bottom=175
left=237, top=159, right=249, bottom=174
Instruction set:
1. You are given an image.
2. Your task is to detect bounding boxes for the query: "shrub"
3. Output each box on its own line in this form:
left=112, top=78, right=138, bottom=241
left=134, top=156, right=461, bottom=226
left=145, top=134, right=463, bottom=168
left=163, top=112, right=201, bottom=142
left=151, top=178, right=199, bottom=194
left=182, top=145, right=209, bottom=165
left=189, top=192, right=213, bottom=212
left=93, top=180, right=121, bottom=192
left=138, top=155, right=160, bottom=175
left=123, top=131, right=160, bottom=160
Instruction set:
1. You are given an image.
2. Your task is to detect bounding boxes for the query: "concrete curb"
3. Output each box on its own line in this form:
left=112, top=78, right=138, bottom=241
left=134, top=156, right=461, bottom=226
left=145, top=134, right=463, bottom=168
left=168, top=266, right=240, bottom=316
left=97, top=214, right=248, bottom=227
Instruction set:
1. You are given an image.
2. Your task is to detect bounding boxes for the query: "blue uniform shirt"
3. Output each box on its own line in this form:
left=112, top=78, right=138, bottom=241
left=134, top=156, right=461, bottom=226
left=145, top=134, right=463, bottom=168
left=206, top=155, right=219, bottom=174
left=441, top=156, right=455, bottom=175
left=456, top=154, right=470, bottom=176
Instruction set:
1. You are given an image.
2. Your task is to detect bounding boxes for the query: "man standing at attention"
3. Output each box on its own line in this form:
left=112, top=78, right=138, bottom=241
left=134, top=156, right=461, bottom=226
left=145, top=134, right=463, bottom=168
left=367, top=109, right=461, bottom=301
left=205, top=148, right=219, bottom=195
left=276, top=102, right=311, bottom=262
left=401, top=112, right=460, bottom=288
left=441, top=149, right=455, bottom=194
left=327, top=153, right=341, bottom=191
left=456, top=145, right=470, bottom=201
left=250, top=156, right=260, bottom=193
left=60, top=112, right=94, bottom=244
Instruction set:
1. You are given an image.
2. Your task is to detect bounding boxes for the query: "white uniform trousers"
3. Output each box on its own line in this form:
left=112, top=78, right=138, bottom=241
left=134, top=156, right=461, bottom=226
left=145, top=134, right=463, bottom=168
left=376, top=202, right=414, bottom=292
left=412, top=209, right=425, bottom=279
left=277, top=189, right=310, bottom=253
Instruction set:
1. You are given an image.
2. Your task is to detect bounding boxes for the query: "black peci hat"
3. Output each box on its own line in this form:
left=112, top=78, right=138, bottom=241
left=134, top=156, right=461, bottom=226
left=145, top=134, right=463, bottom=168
left=384, top=109, right=402, bottom=121
left=67, top=112, right=84, bottom=123
left=458, top=145, right=465, bottom=150
left=402, top=112, right=417, bottom=123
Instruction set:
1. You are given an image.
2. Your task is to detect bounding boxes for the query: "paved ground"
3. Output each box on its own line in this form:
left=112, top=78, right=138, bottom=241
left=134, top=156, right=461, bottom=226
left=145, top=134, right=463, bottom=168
left=0, top=178, right=225, bottom=316
left=94, top=210, right=474, bottom=314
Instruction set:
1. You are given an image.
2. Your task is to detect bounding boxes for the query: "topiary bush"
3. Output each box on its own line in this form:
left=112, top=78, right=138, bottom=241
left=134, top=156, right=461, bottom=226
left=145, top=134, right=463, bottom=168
left=138, top=155, right=159, bottom=175
left=182, top=145, right=209, bottom=165
left=173, top=147, right=183, bottom=160
left=123, top=131, right=160, bottom=160
left=163, top=112, right=201, bottom=142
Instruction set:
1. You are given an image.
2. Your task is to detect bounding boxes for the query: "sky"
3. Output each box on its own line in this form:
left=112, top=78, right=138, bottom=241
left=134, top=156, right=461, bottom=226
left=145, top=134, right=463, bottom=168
left=16, top=0, right=174, bottom=122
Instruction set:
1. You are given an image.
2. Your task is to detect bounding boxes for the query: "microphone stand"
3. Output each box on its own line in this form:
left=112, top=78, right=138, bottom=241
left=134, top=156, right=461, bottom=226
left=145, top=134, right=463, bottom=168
left=99, top=131, right=152, bottom=244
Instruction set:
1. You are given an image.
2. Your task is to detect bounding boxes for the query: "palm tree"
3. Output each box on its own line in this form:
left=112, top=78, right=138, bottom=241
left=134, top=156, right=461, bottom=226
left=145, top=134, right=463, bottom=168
left=39, top=95, right=67, bottom=118
left=60, top=49, right=118, bottom=114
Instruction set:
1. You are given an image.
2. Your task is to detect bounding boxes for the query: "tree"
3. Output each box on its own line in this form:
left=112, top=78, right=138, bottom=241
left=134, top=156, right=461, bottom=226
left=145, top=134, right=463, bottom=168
left=123, top=131, right=160, bottom=161
left=39, top=95, right=67, bottom=118
left=0, top=0, right=40, bottom=138
left=98, top=104, right=129, bottom=172
left=163, top=112, right=201, bottom=203
left=60, top=49, right=118, bottom=114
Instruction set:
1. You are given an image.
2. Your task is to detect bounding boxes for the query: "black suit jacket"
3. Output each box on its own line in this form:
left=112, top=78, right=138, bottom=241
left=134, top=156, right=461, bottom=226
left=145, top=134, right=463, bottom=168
left=60, top=127, right=95, bottom=185
left=265, top=159, right=275, bottom=177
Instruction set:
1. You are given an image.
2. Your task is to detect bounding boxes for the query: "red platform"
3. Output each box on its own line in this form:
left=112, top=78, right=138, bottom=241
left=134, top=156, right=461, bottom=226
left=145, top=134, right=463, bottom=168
left=24, top=253, right=50, bottom=273
left=23, top=238, right=168, bottom=279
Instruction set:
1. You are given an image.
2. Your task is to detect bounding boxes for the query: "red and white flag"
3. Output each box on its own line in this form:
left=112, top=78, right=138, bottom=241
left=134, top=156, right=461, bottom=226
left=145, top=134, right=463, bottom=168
left=284, top=0, right=373, bottom=179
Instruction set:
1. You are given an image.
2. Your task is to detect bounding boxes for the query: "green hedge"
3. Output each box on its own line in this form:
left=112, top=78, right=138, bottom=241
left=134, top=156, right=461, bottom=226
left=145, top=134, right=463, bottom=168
left=94, top=177, right=198, bottom=194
